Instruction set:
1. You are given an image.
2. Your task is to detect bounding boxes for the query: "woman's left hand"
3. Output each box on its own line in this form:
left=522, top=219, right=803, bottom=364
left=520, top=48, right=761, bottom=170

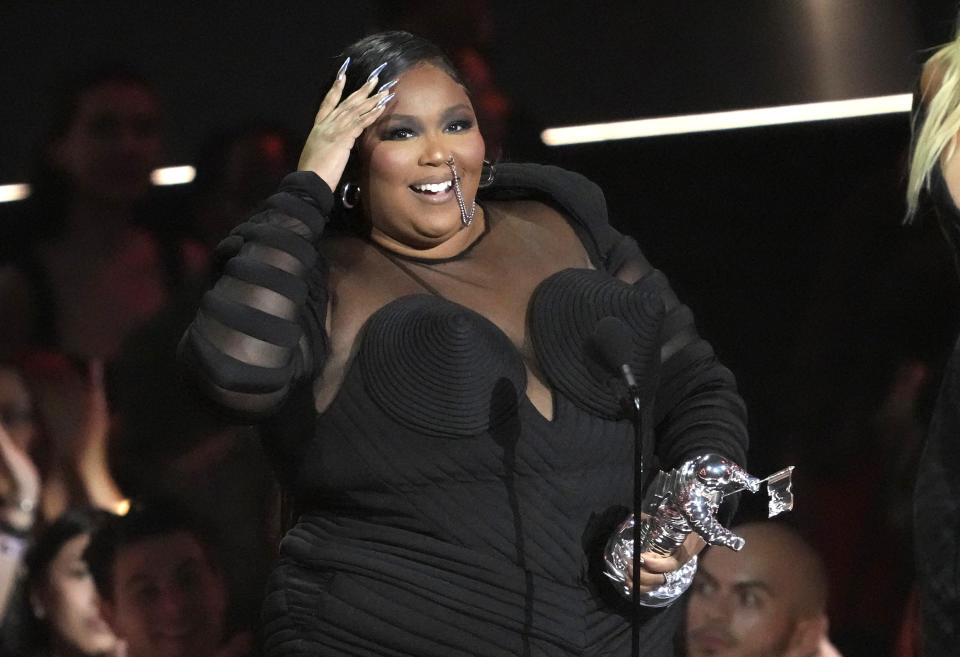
left=629, top=527, right=706, bottom=593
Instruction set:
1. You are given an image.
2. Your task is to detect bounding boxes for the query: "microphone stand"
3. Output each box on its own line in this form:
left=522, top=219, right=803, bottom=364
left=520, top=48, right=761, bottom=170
left=624, top=367, right=644, bottom=657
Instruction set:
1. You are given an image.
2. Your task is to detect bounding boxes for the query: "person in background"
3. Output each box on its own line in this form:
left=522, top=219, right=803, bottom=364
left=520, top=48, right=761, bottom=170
left=0, top=67, right=206, bottom=362
left=904, top=18, right=960, bottom=657
left=0, top=419, right=40, bottom=623
left=683, top=521, right=840, bottom=657
left=10, top=507, right=124, bottom=657
left=0, top=358, right=125, bottom=527
left=84, top=500, right=253, bottom=657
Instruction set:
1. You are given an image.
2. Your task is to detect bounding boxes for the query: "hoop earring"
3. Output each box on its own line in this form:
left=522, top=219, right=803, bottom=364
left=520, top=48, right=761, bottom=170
left=340, top=182, right=360, bottom=209
left=478, top=160, right=496, bottom=189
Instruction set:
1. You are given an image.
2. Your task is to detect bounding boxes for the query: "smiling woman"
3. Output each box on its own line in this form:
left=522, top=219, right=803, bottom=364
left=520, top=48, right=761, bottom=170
left=179, top=30, right=751, bottom=656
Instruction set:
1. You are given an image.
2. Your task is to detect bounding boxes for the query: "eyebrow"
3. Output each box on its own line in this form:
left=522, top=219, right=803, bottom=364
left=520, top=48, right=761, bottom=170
left=384, top=105, right=475, bottom=125
left=733, top=580, right=775, bottom=596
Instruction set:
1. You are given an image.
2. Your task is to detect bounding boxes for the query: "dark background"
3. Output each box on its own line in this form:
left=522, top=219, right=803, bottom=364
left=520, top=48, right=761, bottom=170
left=3, top=2, right=960, bottom=654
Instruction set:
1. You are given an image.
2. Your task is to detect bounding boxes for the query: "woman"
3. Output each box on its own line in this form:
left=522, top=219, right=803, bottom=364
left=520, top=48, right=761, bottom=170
left=13, top=507, right=122, bottom=657
left=906, top=25, right=960, bottom=657
left=182, top=31, right=749, bottom=656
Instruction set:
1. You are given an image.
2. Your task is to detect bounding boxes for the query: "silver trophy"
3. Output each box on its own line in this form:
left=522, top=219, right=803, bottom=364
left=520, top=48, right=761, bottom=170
left=603, top=454, right=795, bottom=606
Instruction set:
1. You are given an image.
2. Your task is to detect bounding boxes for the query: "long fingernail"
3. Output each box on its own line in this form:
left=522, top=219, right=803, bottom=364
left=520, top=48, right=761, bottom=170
left=367, top=62, right=387, bottom=82
left=378, top=79, right=398, bottom=94
left=376, top=92, right=395, bottom=109
left=337, top=57, right=350, bottom=81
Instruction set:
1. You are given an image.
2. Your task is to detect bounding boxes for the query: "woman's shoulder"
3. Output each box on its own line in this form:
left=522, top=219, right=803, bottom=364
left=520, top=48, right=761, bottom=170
left=481, top=162, right=605, bottom=206
left=482, top=162, right=617, bottom=266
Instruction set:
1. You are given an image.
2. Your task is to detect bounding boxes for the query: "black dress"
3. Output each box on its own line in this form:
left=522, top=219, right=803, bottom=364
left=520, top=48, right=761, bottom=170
left=182, top=163, right=749, bottom=656
left=912, top=165, right=960, bottom=657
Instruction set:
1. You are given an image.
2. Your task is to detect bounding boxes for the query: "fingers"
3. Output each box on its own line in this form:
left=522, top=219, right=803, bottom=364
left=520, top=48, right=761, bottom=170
left=313, top=57, right=352, bottom=123
left=638, top=551, right=680, bottom=575
left=332, top=77, right=393, bottom=125
left=316, top=59, right=395, bottom=127
left=676, top=532, right=707, bottom=563
left=625, top=559, right=682, bottom=592
left=298, top=61, right=396, bottom=187
left=314, top=74, right=346, bottom=124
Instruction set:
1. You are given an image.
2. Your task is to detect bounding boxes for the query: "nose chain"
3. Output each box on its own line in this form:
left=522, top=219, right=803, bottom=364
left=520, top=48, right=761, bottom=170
left=445, top=156, right=477, bottom=227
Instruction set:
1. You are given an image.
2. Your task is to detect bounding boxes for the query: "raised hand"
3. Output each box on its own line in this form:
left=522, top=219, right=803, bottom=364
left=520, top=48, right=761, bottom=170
left=0, top=420, right=40, bottom=533
left=297, top=58, right=397, bottom=191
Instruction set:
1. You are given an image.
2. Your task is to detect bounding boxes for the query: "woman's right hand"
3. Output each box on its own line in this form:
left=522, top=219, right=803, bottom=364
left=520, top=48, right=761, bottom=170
left=297, top=59, right=395, bottom=192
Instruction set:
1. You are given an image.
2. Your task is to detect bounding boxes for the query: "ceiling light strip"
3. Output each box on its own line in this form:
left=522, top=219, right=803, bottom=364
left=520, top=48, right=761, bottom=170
left=540, top=93, right=913, bottom=145
left=0, top=184, right=31, bottom=203
left=0, top=166, right=198, bottom=204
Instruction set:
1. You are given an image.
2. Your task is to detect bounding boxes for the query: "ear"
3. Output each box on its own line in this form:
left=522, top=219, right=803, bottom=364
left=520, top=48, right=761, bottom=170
left=785, top=613, right=829, bottom=657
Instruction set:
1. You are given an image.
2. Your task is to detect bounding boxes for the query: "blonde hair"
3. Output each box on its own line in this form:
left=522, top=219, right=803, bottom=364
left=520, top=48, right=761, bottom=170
left=907, top=28, right=960, bottom=222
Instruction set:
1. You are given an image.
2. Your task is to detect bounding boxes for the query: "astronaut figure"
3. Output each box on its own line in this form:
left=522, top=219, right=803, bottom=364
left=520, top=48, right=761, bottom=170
left=604, top=453, right=763, bottom=605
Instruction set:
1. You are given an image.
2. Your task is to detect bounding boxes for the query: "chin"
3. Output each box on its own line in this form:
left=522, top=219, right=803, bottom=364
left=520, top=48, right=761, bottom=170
left=415, top=218, right=463, bottom=241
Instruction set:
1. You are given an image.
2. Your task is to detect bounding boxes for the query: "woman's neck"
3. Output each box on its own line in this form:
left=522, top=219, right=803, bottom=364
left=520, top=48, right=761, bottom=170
left=371, top=205, right=487, bottom=261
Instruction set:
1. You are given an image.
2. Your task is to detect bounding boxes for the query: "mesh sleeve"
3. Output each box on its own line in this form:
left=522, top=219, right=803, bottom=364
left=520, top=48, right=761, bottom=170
left=179, top=171, right=333, bottom=421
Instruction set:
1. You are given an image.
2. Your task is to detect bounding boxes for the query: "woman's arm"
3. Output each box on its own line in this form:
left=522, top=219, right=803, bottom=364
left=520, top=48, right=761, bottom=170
left=180, top=62, right=392, bottom=420
left=178, top=173, right=332, bottom=419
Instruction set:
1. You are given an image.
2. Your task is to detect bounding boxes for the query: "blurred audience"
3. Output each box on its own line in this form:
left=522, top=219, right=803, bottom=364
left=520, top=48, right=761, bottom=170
left=0, top=418, right=40, bottom=622
left=683, top=521, right=838, bottom=657
left=0, top=358, right=125, bottom=527
left=0, top=66, right=206, bottom=362
left=85, top=500, right=253, bottom=657
left=186, top=121, right=299, bottom=252
left=4, top=506, right=123, bottom=657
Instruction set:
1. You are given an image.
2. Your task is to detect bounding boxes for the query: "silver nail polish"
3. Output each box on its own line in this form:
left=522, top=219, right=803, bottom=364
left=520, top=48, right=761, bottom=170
left=378, top=79, right=398, bottom=94
left=337, top=57, right=350, bottom=80
left=367, top=62, right=387, bottom=82
left=376, top=92, right=395, bottom=109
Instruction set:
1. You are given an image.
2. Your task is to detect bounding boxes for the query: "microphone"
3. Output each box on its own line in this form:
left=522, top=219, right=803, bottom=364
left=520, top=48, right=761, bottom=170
left=588, top=315, right=641, bottom=408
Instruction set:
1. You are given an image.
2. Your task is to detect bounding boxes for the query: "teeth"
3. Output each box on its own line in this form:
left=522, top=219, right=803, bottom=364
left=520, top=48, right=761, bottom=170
left=413, top=180, right=452, bottom=193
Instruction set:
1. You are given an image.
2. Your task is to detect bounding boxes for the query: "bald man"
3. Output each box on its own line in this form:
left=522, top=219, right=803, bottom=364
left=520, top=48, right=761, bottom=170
left=684, top=522, right=839, bottom=657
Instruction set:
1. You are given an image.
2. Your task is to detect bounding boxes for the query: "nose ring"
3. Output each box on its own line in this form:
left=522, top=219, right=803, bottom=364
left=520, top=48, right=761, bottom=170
left=444, top=155, right=477, bottom=227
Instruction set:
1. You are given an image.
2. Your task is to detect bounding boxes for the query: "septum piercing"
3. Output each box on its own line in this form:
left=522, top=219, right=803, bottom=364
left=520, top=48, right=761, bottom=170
left=444, top=155, right=477, bottom=227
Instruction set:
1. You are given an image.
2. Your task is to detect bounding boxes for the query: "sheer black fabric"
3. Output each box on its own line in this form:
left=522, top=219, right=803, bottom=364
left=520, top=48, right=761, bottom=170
left=914, top=162, right=960, bottom=657
left=181, top=163, right=749, bottom=656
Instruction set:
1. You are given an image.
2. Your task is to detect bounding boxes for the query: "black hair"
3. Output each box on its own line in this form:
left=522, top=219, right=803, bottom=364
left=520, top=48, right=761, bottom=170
left=84, top=498, right=223, bottom=601
left=336, top=30, right=464, bottom=102
left=26, top=506, right=112, bottom=591
left=10, top=507, right=113, bottom=654
left=324, top=31, right=467, bottom=231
